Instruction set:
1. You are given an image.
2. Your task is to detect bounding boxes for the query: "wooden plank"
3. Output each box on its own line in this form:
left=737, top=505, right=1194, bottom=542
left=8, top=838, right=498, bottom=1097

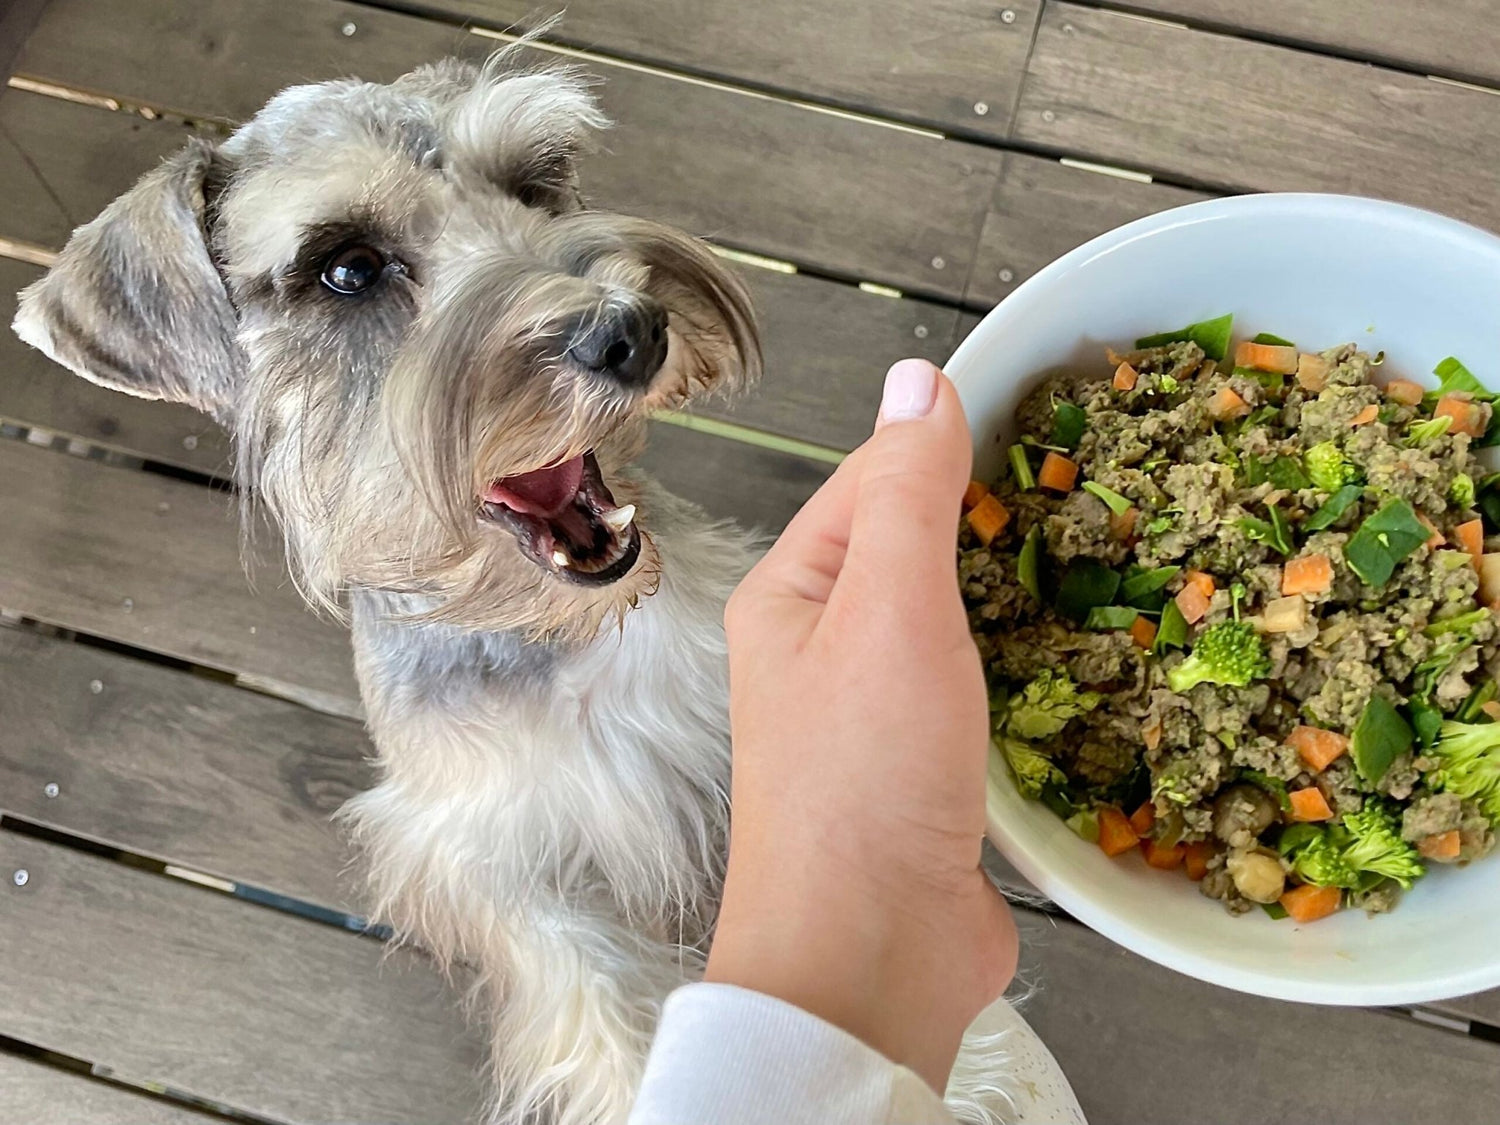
left=1015, top=912, right=1500, bottom=1124
left=1430, top=992, right=1500, bottom=1031
left=0, top=1, right=48, bottom=85
left=1016, top=5, right=1500, bottom=232
left=1121, top=1, right=1500, bottom=89
left=0, top=90, right=961, bottom=452
left=0, top=626, right=368, bottom=912
left=0, top=833, right=484, bottom=1123
left=395, top=0, right=1040, bottom=140
left=0, top=1054, right=212, bottom=1125
left=965, top=154, right=1212, bottom=308
left=15, top=0, right=1003, bottom=300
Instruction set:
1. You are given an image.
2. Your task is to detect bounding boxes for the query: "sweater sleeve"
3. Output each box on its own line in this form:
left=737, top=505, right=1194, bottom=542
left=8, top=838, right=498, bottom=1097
left=627, top=982, right=955, bottom=1125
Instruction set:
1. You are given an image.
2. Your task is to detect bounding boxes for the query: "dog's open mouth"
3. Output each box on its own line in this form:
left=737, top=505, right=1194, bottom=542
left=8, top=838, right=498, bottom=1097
left=481, top=452, right=641, bottom=585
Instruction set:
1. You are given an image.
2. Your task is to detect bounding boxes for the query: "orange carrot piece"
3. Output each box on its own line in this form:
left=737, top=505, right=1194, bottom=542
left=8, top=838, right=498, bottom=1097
left=1184, top=570, right=1216, bottom=599
left=1417, top=514, right=1444, bottom=551
left=1286, top=725, right=1350, bottom=772
left=1208, top=386, right=1251, bottom=421
left=1142, top=716, right=1163, bottom=752
left=1483, top=700, right=1500, bottom=722
left=1296, top=353, right=1330, bottom=391
left=1143, top=840, right=1187, bottom=870
left=962, top=480, right=989, bottom=511
left=1281, top=554, right=1332, bottom=596
left=1235, top=341, right=1300, bottom=375
left=1434, top=394, right=1489, bottom=437
left=1097, top=807, right=1140, bottom=858
left=1349, top=404, right=1379, bottom=426
left=1384, top=378, right=1425, bottom=405
left=1129, top=614, right=1158, bottom=650
left=1418, top=830, right=1462, bottom=861
left=1129, top=801, right=1156, bottom=838
left=1174, top=584, right=1212, bottom=626
left=966, top=494, right=1011, bottom=546
left=1113, top=361, right=1139, bottom=391
left=1280, top=883, right=1342, bottom=924
left=1454, top=518, right=1484, bottom=567
left=1183, top=841, right=1214, bottom=882
left=1038, top=452, right=1079, bottom=493
left=1289, top=786, right=1335, bottom=822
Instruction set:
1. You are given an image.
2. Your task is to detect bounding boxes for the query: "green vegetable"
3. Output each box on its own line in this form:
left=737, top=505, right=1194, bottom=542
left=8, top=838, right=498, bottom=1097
left=1157, top=374, right=1180, bottom=394
left=1427, top=719, right=1500, bottom=823
left=1017, top=526, right=1043, bottom=602
left=1064, top=808, right=1101, bottom=843
left=1243, top=404, right=1280, bottom=428
left=1428, top=355, right=1492, bottom=402
left=1480, top=488, right=1500, bottom=534
left=1261, top=902, right=1290, bottom=920
left=1008, top=444, right=1036, bottom=491
left=1082, top=480, right=1132, bottom=516
left=1039, top=783, right=1076, bottom=820
left=1235, top=367, right=1285, bottom=394
left=1277, top=822, right=1323, bottom=856
left=1409, top=701, right=1444, bottom=749
left=1349, top=693, right=1413, bottom=786
left=1135, top=313, right=1233, bottom=361
left=1267, top=456, right=1312, bottom=491
left=1451, top=473, right=1477, bottom=510
left=1238, top=502, right=1294, bottom=556
left=1457, top=679, right=1498, bottom=723
left=1240, top=768, right=1292, bottom=812
left=1406, top=415, right=1453, bottom=446
left=1144, top=515, right=1174, bottom=535
left=1240, top=454, right=1268, bottom=487
left=1121, top=565, right=1181, bottom=608
left=1303, top=484, right=1364, bottom=532
left=1304, top=441, right=1361, bottom=493
left=1289, top=801, right=1425, bottom=890
left=1004, top=668, right=1103, bottom=742
left=1411, top=633, right=1476, bottom=709
left=1289, top=829, right=1357, bottom=888
left=1252, top=332, right=1295, bottom=347
left=1423, top=608, right=1491, bottom=638
left=1344, top=499, right=1431, bottom=586
left=1165, top=620, right=1271, bottom=694
left=1153, top=600, right=1189, bottom=654
left=1085, top=605, right=1143, bottom=631
left=1055, top=560, right=1121, bottom=623
left=1000, top=736, right=1068, bottom=801
left=1050, top=399, right=1087, bottom=449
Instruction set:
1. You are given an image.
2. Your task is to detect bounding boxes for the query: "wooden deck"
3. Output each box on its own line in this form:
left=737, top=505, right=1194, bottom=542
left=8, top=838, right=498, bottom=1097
left=1, top=1, right=1498, bottom=1120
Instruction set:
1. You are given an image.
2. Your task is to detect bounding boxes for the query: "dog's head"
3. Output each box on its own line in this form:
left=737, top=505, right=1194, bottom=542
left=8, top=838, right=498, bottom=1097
left=13, top=55, right=759, bottom=638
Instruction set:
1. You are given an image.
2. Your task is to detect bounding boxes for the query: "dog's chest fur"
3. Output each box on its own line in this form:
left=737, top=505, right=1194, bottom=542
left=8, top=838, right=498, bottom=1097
left=343, top=487, right=760, bottom=955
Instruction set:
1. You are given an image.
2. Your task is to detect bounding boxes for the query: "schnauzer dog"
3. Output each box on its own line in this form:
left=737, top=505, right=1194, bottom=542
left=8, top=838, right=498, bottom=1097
left=14, top=51, right=1014, bottom=1125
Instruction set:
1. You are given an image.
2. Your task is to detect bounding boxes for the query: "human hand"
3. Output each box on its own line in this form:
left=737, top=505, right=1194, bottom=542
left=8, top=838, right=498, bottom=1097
left=707, top=359, right=1017, bottom=1090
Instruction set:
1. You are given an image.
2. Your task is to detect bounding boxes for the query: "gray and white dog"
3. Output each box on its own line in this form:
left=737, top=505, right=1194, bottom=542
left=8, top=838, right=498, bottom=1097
left=14, top=52, right=1014, bottom=1125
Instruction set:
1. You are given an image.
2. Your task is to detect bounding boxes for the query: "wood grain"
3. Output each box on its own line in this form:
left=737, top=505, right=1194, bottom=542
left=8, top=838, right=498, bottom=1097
left=0, top=627, right=369, bottom=912
left=0, top=1054, right=212, bottom=1125
left=1015, top=912, right=1500, bottom=1124
left=1016, top=5, right=1500, bottom=231
left=1120, top=1, right=1500, bottom=88
left=15, top=0, right=1003, bottom=299
left=390, top=0, right=1039, bottom=139
left=0, top=833, right=484, bottom=1123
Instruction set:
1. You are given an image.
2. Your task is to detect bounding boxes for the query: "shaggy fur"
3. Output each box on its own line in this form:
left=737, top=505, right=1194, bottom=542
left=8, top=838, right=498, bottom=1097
left=13, top=49, right=1014, bottom=1124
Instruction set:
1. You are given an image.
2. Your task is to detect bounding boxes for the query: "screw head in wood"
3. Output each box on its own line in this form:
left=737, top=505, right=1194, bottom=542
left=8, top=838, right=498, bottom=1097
left=1041, top=110, right=1056, bottom=123
left=973, top=101, right=989, bottom=116
left=121, top=598, right=134, bottom=612
left=89, top=680, right=104, bottom=694
left=999, top=268, right=1015, bottom=283
left=914, top=325, right=930, bottom=339
left=44, top=783, right=59, bottom=799
left=931, top=256, right=946, bottom=270
left=1001, top=9, right=1017, bottom=23
left=12, top=870, right=28, bottom=887
left=182, top=435, right=198, bottom=450
left=341, top=21, right=357, bottom=36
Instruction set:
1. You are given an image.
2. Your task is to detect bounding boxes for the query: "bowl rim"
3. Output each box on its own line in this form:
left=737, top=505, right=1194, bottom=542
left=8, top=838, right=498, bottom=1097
left=951, top=191, right=1500, bottom=1006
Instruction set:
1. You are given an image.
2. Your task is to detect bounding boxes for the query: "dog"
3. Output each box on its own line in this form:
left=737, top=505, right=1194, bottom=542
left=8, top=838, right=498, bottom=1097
left=14, top=49, right=1016, bottom=1125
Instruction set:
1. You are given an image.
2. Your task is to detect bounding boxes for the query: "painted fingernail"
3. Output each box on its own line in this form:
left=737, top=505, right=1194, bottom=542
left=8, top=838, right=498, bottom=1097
left=879, top=359, right=938, bottom=423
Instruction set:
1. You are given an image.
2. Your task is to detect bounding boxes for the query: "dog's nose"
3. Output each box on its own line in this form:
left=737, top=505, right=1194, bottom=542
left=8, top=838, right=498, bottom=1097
left=567, top=299, right=669, bottom=388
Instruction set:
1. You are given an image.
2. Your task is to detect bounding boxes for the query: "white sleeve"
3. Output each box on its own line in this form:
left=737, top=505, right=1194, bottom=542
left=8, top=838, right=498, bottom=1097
left=627, top=982, right=955, bottom=1125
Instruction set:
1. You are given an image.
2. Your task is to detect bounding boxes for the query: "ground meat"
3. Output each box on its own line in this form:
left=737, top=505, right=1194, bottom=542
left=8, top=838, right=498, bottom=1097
left=1317, top=758, right=1366, bottom=817
left=1402, top=791, right=1464, bottom=840
left=1046, top=491, right=1126, bottom=565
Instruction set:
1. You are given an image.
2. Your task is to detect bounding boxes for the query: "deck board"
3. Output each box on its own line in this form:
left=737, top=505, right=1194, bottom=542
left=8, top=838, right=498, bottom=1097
left=0, top=1054, right=212, bottom=1125
left=1016, top=5, right=1500, bottom=232
left=0, top=833, right=484, bottom=1124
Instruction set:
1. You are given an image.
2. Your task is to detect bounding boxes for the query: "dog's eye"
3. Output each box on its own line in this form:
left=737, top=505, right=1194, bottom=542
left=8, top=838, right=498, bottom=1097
left=321, top=245, right=386, bottom=295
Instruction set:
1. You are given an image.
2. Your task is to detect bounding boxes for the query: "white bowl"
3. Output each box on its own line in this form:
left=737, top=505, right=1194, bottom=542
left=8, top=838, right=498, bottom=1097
left=948, top=193, right=1500, bottom=1006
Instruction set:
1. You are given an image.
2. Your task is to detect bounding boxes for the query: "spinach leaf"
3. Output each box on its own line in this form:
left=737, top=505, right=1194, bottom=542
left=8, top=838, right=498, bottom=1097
left=1135, top=313, right=1233, bottom=361
left=1153, top=600, right=1189, bottom=653
left=1431, top=355, right=1491, bottom=399
left=1344, top=499, right=1431, bottom=586
left=1017, top=526, right=1043, bottom=603
left=1277, top=823, right=1324, bottom=856
left=1239, top=502, right=1294, bottom=556
left=1055, top=560, right=1121, bottom=623
left=1082, top=480, right=1132, bottom=515
left=1267, top=455, right=1312, bottom=491
left=1252, top=332, right=1296, bottom=347
left=1085, top=605, right=1143, bottom=631
left=1240, top=768, right=1292, bottom=812
left=1350, top=694, right=1413, bottom=786
left=1050, top=400, right=1088, bottom=449
left=1121, top=565, right=1181, bottom=607
left=1408, top=701, right=1443, bottom=749
left=1303, top=484, right=1364, bottom=532
left=1240, top=453, right=1268, bottom=487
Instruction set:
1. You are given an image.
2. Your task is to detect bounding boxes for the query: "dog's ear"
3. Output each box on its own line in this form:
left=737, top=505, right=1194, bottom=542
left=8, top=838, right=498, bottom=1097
left=12, top=139, right=242, bottom=419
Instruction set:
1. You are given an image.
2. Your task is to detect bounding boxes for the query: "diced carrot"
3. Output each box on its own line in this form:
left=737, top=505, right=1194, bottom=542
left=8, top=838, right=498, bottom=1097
left=1184, top=570, right=1216, bottom=599
left=1434, top=394, right=1490, bottom=437
left=1286, top=725, right=1350, bottom=772
left=1208, top=386, right=1250, bottom=421
left=1480, top=554, right=1500, bottom=607
left=1129, top=801, right=1156, bottom=837
left=1280, top=883, right=1342, bottom=923
left=1295, top=353, right=1330, bottom=391
left=1349, top=404, right=1379, bottom=426
left=1454, top=518, right=1484, bottom=568
left=1417, top=513, right=1444, bottom=551
left=1129, top=614, right=1158, bottom=650
left=966, top=494, right=1011, bottom=546
left=1483, top=700, right=1500, bottom=722
left=1418, top=830, right=1462, bottom=861
left=1183, top=841, right=1214, bottom=882
left=1142, top=716, right=1163, bottom=751
left=1109, top=506, right=1140, bottom=543
left=1143, top=840, right=1187, bottom=870
left=1174, top=584, right=1212, bottom=625
left=1289, top=786, right=1335, bottom=822
left=1113, top=361, right=1139, bottom=391
left=962, top=480, right=989, bottom=511
left=1384, top=378, right=1425, bottom=406
left=1097, top=807, right=1140, bottom=858
left=1235, top=341, right=1300, bottom=375
left=1038, top=452, right=1079, bottom=493
left=1281, top=554, right=1332, bottom=596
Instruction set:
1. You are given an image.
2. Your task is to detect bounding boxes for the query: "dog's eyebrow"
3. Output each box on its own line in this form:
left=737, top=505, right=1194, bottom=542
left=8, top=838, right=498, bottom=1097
left=288, top=216, right=405, bottom=279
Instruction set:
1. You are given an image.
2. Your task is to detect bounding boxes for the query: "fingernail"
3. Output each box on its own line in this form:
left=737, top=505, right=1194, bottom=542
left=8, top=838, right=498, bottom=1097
left=879, top=359, right=938, bottom=424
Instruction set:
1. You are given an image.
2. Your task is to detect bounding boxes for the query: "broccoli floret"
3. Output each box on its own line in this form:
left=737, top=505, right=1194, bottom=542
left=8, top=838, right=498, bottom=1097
left=1165, top=620, right=1271, bottom=694
left=1003, top=668, right=1102, bottom=741
left=1289, top=801, right=1426, bottom=890
left=1428, top=720, right=1500, bottom=824
left=1290, top=829, right=1358, bottom=888
left=1406, top=416, right=1453, bottom=446
left=1000, top=736, right=1067, bottom=800
left=1450, top=472, right=1477, bottom=509
left=1304, top=441, right=1361, bottom=493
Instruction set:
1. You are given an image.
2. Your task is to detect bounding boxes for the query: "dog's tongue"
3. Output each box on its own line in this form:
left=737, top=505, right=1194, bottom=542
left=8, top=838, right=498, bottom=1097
left=485, top=456, right=585, bottom=518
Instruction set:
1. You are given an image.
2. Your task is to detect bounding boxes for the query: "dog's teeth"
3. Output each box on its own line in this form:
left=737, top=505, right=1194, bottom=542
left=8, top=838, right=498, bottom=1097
left=602, top=504, right=636, bottom=533
left=552, top=547, right=571, bottom=568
